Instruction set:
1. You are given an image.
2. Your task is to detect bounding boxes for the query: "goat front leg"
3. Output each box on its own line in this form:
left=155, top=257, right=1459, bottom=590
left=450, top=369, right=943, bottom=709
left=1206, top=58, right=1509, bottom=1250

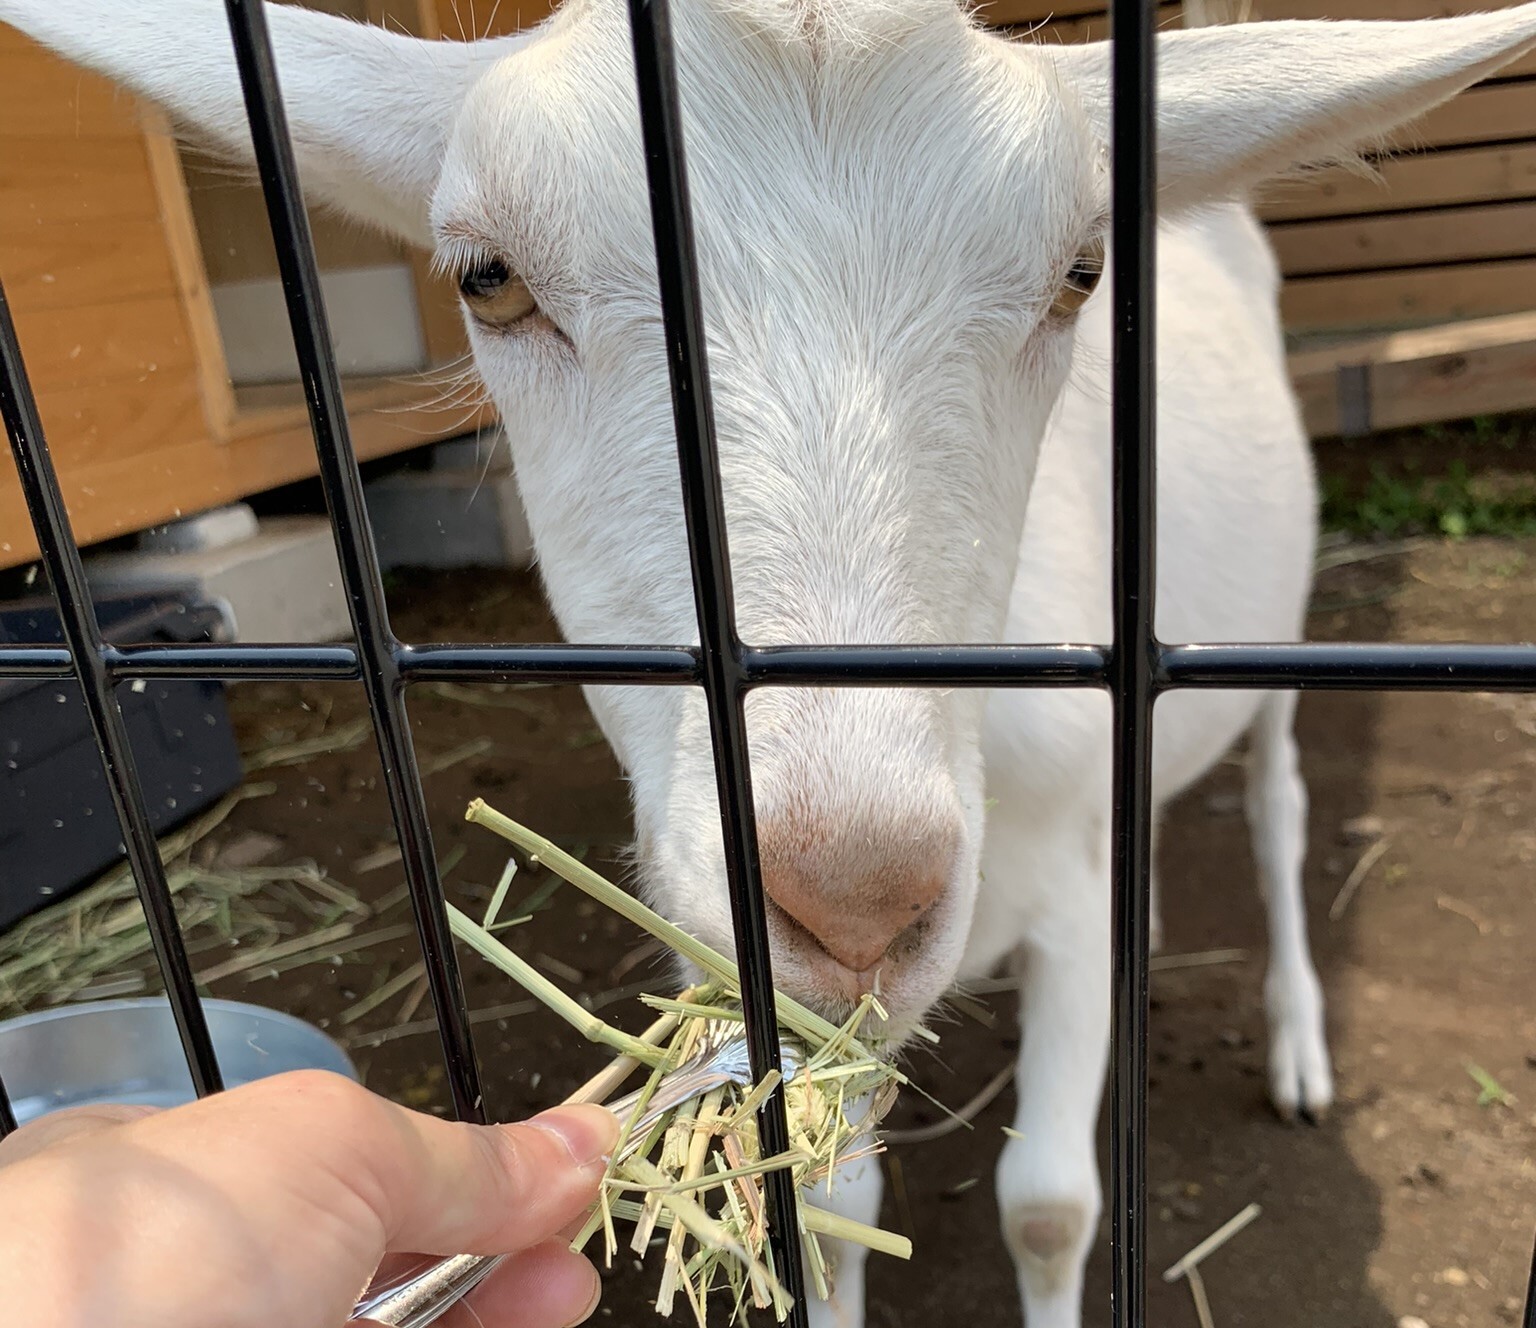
left=1245, top=690, right=1332, bottom=1121
left=807, top=1144, right=883, bottom=1328
left=993, top=829, right=1111, bottom=1328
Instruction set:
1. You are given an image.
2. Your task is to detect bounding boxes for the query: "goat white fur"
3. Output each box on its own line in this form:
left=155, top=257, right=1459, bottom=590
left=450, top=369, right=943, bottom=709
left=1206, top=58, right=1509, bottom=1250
left=6, top=2, right=1536, bottom=1324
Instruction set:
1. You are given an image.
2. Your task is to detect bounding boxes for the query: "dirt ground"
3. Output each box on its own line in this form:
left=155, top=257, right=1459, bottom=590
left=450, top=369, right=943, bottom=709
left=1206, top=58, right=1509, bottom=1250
left=88, top=534, right=1536, bottom=1326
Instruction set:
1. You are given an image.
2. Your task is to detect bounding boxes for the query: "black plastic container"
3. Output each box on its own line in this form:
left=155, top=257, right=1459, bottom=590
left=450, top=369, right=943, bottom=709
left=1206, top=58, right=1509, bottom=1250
left=0, top=592, right=243, bottom=928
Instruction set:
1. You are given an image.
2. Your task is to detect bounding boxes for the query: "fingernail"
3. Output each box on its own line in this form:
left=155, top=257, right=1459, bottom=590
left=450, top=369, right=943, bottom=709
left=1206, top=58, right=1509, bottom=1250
left=565, top=1264, right=603, bottom=1327
left=529, top=1104, right=619, bottom=1168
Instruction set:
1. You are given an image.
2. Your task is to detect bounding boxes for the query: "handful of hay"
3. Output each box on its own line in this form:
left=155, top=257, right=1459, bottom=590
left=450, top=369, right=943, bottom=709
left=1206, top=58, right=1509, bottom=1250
left=452, top=799, right=913, bottom=1323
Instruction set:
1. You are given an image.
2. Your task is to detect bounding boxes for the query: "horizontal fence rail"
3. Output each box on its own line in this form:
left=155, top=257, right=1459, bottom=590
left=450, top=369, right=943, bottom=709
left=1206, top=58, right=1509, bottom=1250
left=13, top=639, right=1536, bottom=691
left=0, top=0, right=1532, bottom=1324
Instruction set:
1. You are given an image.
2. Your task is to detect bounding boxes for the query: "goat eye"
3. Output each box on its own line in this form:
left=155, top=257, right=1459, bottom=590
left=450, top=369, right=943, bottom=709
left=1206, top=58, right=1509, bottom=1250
left=460, top=258, right=510, bottom=300
left=458, top=258, right=538, bottom=328
left=1050, top=240, right=1104, bottom=319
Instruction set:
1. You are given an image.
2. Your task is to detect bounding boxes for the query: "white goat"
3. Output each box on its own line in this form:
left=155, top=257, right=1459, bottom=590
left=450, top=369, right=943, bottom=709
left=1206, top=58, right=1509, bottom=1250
left=5, top=2, right=1536, bottom=1324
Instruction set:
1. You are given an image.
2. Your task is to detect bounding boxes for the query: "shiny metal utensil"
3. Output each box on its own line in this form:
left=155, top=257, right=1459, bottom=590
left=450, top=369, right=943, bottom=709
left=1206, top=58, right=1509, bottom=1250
left=348, top=1025, right=802, bottom=1328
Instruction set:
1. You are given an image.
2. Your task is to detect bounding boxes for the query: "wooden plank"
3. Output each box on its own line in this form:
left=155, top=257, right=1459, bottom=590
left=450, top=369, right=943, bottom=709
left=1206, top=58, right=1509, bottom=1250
left=9, top=295, right=195, bottom=397
left=1258, top=142, right=1536, bottom=220
left=1289, top=311, right=1536, bottom=435
left=26, top=375, right=209, bottom=473
left=0, top=385, right=495, bottom=570
left=1005, top=5, right=1183, bottom=45
left=977, top=0, right=1107, bottom=24
left=1289, top=308, right=1536, bottom=374
left=1270, top=199, right=1536, bottom=274
left=0, top=216, right=179, bottom=314
left=0, top=136, right=166, bottom=226
left=1259, top=0, right=1525, bottom=20
left=0, top=35, right=145, bottom=140
left=142, top=115, right=237, bottom=439
left=1403, top=80, right=1536, bottom=151
left=1281, top=256, right=1536, bottom=331
left=431, top=0, right=560, bottom=37
left=988, top=1, right=1536, bottom=78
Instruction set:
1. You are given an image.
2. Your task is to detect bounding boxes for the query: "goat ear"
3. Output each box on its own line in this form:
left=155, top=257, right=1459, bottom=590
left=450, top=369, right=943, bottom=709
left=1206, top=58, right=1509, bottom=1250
left=0, top=0, right=529, bottom=245
left=1040, top=6, right=1536, bottom=211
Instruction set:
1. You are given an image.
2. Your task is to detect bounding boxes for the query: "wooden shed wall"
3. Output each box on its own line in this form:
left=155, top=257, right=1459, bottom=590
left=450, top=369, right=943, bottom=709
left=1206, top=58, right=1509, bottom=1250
left=2, top=0, right=1532, bottom=573
left=0, top=2, right=508, bottom=572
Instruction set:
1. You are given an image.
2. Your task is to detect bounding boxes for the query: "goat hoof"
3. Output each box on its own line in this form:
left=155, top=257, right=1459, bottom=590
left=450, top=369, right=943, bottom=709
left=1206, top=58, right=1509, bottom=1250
left=1267, top=1026, right=1333, bottom=1124
left=1266, top=966, right=1333, bottom=1125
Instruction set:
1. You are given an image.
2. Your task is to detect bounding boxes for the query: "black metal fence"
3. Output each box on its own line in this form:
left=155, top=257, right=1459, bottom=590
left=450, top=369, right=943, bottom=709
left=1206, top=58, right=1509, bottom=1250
left=0, top=1, right=1534, bottom=1325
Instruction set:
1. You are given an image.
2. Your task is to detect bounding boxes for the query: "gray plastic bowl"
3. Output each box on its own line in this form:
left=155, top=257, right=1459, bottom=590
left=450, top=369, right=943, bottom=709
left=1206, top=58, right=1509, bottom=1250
left=0, top=998, right=358, bottom=1127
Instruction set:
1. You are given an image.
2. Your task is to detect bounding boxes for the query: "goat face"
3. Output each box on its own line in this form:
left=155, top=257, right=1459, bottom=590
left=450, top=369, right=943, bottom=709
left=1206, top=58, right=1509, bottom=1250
left=432, top=0, right=1102, bottom=1033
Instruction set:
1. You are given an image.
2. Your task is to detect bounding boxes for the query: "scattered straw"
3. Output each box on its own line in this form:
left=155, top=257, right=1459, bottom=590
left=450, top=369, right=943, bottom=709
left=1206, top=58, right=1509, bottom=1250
left=421, top=681, right=544, bottom=712
left=1329, top=839, right=1390, bottom=921
left=1436, top=895, right=1494, bottom=935
left=0, top=784, right=365, bottom=1016
left=1162, top=1202, right=1262, bottom=1284
left=344, top=999, right=539, bottom=1051
left=1149, top=948, right=1250, bottom=973
left=419, top=736, right=494, bottom=778
left=1184, top=1264, right=1217, bottom=1328
left=883, top=1058, right=1017, bottom=1145
left=339, top=961, right=428, bottom=1026
left=245, top=716, right=372, bottom=771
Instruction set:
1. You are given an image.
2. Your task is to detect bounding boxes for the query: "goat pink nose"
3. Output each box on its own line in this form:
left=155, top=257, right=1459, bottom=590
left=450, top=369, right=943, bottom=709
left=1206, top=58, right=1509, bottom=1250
left=761, top=828, right=949, bottom=974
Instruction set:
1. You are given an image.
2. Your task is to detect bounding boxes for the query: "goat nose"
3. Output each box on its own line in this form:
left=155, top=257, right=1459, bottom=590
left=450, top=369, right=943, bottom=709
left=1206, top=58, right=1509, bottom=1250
left=760, top=821, right=953, bottom=975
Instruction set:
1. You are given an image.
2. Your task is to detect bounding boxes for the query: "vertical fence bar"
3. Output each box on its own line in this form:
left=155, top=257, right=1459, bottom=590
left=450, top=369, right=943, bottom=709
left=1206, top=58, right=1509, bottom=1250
left=219, top=0, right=485, bottom=1122
left=1107, top=0, right=1158, bottom=1324
left=0, top=1070, right=17, bottom=1139
left=624, top=0, right=808, bottom=1318
left=1525, top=1234, right=1536, bottom=1328
left=0, top=282, right=224, bottom=1099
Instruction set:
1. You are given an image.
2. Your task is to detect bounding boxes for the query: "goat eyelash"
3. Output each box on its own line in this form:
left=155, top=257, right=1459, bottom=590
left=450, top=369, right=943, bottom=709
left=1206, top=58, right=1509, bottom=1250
left=431, top=234, right=503, bottom=282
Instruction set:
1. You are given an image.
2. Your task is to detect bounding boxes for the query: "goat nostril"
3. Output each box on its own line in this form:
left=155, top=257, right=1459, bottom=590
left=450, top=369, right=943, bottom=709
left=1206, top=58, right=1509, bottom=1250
left=762, top=862, right=946, bottom=977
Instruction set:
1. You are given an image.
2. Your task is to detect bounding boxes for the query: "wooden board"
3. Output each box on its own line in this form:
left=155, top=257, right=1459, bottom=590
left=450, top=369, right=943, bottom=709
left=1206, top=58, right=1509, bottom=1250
left=1290, top=311, right=1536, bottom=435
left=1271, top=199, right=1536, bottom=274
left=0, top=386, right=496, bottom=568
left=0, top=216, right=179, bottom=315
left=0, top=136, right=167, bottom=226
left=1398, top=80, right=1536, bottom=152
left=430, top=0, right=560, bottom=36
left=1282, top=256, right=1536, bottom=331
left=0, top=31, right=145, bottom=140
left=1258, top=142, right=1536, bottom=221
left=11, top=296, right=195, bottom=397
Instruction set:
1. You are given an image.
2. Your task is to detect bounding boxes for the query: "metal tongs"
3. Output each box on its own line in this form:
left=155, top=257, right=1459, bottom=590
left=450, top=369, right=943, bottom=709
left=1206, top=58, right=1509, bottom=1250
left=348, top=1025, right=803, bottom=1328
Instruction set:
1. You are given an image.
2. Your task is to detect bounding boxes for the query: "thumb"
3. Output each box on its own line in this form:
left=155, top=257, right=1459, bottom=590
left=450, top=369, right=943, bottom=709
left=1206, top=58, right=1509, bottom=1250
left=126, top=1072, right=621, bottom=1258
left=361, top=1099, right=622, bottom=1257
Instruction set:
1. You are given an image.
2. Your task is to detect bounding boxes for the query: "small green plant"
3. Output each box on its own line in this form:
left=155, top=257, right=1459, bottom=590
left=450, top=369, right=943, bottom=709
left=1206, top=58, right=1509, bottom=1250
left=1322, top=459, right=1536, bottom=539
left=1467, top=1063, right=1514, bottom=1109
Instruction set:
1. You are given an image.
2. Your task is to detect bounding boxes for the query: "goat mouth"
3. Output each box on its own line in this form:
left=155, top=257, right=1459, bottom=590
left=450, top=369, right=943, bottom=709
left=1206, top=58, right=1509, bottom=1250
left=763, top=902, right=935, bottom=1024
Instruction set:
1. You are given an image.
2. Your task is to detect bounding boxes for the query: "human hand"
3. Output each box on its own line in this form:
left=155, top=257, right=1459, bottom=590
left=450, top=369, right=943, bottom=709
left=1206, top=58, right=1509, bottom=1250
left=0, top=1069, right=618, bottom=1328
